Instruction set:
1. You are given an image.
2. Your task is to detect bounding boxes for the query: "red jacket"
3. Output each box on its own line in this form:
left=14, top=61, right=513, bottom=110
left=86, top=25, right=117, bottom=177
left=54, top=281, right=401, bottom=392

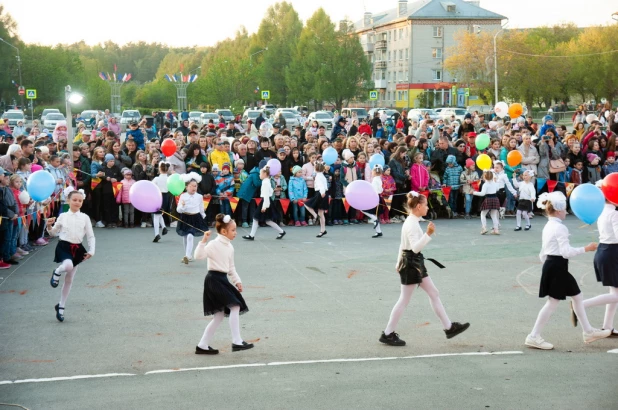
left=358, top=124, right=372, bottom=136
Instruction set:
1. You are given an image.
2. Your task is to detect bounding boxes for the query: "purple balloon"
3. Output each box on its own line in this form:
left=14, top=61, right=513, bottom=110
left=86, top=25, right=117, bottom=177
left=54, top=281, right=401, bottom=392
left=266, top=158, right=281, bottom=176
left=345, top=180, right=379, bottom=210
left=129, top=180, right=163, bottom=213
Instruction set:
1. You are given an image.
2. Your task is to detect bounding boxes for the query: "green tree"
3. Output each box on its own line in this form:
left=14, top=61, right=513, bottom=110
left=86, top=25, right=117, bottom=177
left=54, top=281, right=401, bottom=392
left=0, top=5, right=21, bottom=107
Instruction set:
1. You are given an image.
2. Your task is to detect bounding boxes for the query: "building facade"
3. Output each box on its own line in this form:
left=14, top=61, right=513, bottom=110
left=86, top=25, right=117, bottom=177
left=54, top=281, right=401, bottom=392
left=354, top=0, right=505, bottom=109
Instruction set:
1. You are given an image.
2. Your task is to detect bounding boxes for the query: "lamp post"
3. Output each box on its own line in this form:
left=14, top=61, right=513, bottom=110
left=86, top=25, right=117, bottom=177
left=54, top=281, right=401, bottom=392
left=65, top=85, right=83, bottom=170
left=493, top=21, right=509, bottom=105
left=249, top=47, right=268, bottom=65
left=0, top=36, right=24, bottom=109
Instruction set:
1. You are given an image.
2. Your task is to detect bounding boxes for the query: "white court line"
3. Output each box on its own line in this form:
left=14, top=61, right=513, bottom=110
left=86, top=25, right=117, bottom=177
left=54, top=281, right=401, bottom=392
left=145, top=363, right=266, bottom=375
left=0, top=373, right=136, bottom=385
left=609, top=349, right=618, bottom=354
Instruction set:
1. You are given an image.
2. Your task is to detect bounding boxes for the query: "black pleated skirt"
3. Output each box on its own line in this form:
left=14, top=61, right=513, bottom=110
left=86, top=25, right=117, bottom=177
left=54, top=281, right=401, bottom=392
left=396, top=250, right=428, bottom=285
left=154, top=192, right=171, bottom=215
left=176, top=212, right=208, bottom=237
left=305, top=191, right=330, bottom=211
left=203, top=270, right=249, bottom=317
left=54, top=240, right=87, bottom=266
left=253, top=202, right=279, bottom=222
left=594, top=243, right=618, bottom=287
left=517, top=199, right=533, bottom=212
left=539, top=255, right=581, bottom=300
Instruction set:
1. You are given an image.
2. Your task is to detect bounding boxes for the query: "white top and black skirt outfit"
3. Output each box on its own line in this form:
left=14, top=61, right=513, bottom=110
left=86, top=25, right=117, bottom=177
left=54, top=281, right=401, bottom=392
left=538, top=217, right=584, bottom=300
left=176, top=192, right=208, bottom=237
left=474, top=180, right=500, bottom=211
left=512, top=178, right=536, bottom=213
left=396, top=214, right=443, bottom=285
left=254, top=178, right=278, bottom=222
left=48, top=210, right=96, bottom=267
left=194, top=235, right=248, bottom=316
left=152, top=173, right=171, bottom=215
left=305, top=172, right=329, bottom=211
left=593, top=204, right=618, bottom=287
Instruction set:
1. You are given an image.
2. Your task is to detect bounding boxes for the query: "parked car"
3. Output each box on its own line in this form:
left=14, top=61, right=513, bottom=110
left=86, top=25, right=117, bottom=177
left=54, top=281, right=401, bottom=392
left=275, top=108, right=302, bottom=125
left=189, top=111, right=203, bottom=124
left=277, top=111, right=300, bottom=130
left=120, top=110, right=142, bottom=131
left=466, top=105, right=493, bottom=115
left=262, top=104, right=277, bottom=111
left=43, top=113, right=66, bottom=129
left=40, top=108, right=60, bottom=122
left=292, top=106, right=308, bottom=114
left=215, top=109, right=234, bottom=122
left=79, top=110, right=99, bottom=125
left=341, top=107, right=369, bottom=120
left=241, top=109, right=262, bottom=129
left=307, top=111, right=334, bottom=130
left=439, top=108, right=468, bottom=123
left=200, top=112, right=219, bottom=126
left=1, top=110, right=25, bottom=130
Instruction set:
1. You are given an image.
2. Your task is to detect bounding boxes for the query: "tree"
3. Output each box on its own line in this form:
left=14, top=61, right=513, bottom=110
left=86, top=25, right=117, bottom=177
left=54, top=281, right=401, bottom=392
left=0, top=5, right=21, bottom=106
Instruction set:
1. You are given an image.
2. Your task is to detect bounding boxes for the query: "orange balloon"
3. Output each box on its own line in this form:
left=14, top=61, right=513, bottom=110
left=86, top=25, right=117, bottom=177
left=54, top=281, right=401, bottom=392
left=507, top=150, right=523, bottom=167
left=508, top=103, right=524, bottom=119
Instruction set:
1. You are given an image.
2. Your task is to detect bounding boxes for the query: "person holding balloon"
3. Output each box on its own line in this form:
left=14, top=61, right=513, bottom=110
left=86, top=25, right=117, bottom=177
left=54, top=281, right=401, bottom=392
left=358, top=164, right=384, bottom=238
left=176, top=172, right=209, bottom=265
left=151, top=162, right=171, bottom=243
left=242, top=165, right=286, bottom=241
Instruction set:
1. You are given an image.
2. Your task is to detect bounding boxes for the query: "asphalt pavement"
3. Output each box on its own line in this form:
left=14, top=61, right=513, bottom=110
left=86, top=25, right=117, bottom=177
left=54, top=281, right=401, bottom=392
left=1, top=217, right=616, bottom=409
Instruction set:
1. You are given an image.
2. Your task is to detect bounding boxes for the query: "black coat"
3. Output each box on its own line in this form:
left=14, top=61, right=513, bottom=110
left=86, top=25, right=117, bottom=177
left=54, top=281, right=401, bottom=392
left=198, top=173, right=216, bottom=196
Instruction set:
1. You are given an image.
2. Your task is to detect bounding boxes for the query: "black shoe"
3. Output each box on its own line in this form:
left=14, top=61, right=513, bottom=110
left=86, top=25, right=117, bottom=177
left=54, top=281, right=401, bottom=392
left=153, top=235, right=161, bottom=243
left=242, top=235, right=254, bottom=241
left=50, top=270, right=61, bottom=288
left=379, top=331, right=406, bottom=346
left=162, top=227, right=168, bottom=236
left=316, top=231, right=327, bottom=238
left=54, top=304, right=64, bottom=322
left=195, top=345, right=219, bottom=355
left=372, top=232, right=383, bottom=238
left=232, top=341, right=254, bottom=352
left=276, top=231, right=286, bottom=240
left=444, top=322, right=470, bottom=339
left=7, top=259, right=18, bottom=265
left=524, top=225, right=531, bottom=231
left=514, top=227, right=522, bottom=231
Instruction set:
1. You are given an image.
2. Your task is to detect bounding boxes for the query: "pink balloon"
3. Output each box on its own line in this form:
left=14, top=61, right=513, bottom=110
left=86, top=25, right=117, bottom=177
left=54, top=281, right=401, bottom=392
left=129, top=180, right=162, bottom=213
left=31, top=164, right=43, bottom=173
left=344, top=180, right=379, bottom=210
left=266, top=158, right=281, bottom=176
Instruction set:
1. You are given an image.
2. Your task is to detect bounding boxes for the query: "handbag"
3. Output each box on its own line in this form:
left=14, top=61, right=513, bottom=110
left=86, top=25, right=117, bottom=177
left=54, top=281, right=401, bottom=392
left=549, top=158, right=566, bottom=173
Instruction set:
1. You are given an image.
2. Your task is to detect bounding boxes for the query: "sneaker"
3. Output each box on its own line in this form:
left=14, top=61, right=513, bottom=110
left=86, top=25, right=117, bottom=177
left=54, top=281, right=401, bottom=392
left=0, top=261, right=10, bottom=269
left=569, top=300, right=578, bottom=327
left=525, top=334, right=554, bottom=350
left=464, top=214, right=470, bottom=219
left=287, top=221, right=295, bottom=226
left=308, top=219, right=314, bottom=226
left=583, top=328, right=611, bottom=344
left=379, top=331, right=406, bottom=346
left=343, top=220, right=349, bottom=225
left=301, top=221, right=307, bottom=226
left=95, top=221, right=105, bottom=228
left=351, top=219, right=359, bottom=224
left=11, top=254, right=23, bottom=261
left=444, top=322, right=470, bottom=339
left=16, top=248, right=29, bottom=255
left=295, top=221, right=301, bottom=227
left=242, top=222, right=250, bottom=228
left=141, top=222, right=147, bottom=228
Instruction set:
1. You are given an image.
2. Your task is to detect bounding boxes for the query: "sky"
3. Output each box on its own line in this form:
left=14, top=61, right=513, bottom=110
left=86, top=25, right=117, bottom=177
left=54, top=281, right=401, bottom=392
left=3, top=0, right=616, bottom=47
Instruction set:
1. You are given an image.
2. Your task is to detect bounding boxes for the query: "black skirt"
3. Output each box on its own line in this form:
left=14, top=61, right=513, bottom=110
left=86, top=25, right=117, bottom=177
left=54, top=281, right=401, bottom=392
left=305, top=191, right=330, bottom=211
left=253, top=201, right=278, bottom=222
left=594, top=243, right=618, bottom=287
left=539, top=255, right=581, bottom=300
left=176, top=212, right=208, bottom=237
left=154, top=192, right=171, bottom=215
left=54, top=240, right=87, bottom=266
left=517, top=199, right=533, bottom=212
left=496, top=188, right=506, bottom=207
left=396, top=250, right=428, bottom=285
left=203, top=270, right=249, bottom=317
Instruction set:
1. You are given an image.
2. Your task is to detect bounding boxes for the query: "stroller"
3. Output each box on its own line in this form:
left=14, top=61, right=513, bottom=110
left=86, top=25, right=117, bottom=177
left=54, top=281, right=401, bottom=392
left=427, top=189, right=453, bottom=220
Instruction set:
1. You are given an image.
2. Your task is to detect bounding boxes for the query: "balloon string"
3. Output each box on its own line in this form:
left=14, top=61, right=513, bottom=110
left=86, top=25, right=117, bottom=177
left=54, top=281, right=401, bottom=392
left=159, top=210, right=209, bottom=234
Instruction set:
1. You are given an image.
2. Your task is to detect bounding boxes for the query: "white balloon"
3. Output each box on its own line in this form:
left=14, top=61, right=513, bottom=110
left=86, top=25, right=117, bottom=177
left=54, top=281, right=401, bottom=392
left=259, top=122, right=273, bottom=138
left=18, top=190, right=30, bottom=205
left=494, top=102, right=508, bottom=118
left=586, top=114, right=598, bottom=124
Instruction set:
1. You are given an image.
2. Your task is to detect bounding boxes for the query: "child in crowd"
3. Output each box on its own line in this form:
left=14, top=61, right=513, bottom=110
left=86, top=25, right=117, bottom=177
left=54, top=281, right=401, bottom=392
left=428, top=161, right=442, bottom=189
left=288, top=165, right=308, bottom=227
left=215, top=163, right=235, bottom=216
left=602, top=152, right=618, bottom=176
left=586, top=153, right=602, bottom=185
left=361, top=164, right=384, bottom=238
left=341, top=149, right=360, bottom=225
left=176, top=172, right=208, bottom=265
left=301, top=153, right=317, bottom=225
left=473, top=170, right=501, bottom=235
left=380, top=165, right=396, bottom=224
left=512, top=169, right=536, bottom=231
left=0, top=168, right=18, bottom=267
left=410, top=153, right=429, bottom=192
left=152, top=162, right=170, bottom=243
left=329, top=164, right=344, bottom=225
left=197, top=162, right=216, bottom=225
left=101, top=154, right=121, bottom=228
left=9, top=175, right=26, bottom=261
left=442, top=155, right=462, bottom=217
left=571, top=159, right=584, bottom=184
left=304, top=161, right=329, bottom=238
left=460, top=158, right=480, bottom=219
left=242, top=166, right=286, bottom=241
left=272, top=171, right=287, bottom=225
left=119, top=168, right=136, bottom=228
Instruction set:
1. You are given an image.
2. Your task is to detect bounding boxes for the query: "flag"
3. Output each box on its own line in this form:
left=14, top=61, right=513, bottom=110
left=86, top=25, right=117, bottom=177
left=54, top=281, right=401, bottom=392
left=441, top=186, right=451, bottom=202
left=99, top=72, right=106, bottom=81
left=106, top=72, right=112, bottom=82
left=298, top=199, right=304, bottom=207
left=419, top=190, right=430, bottom=198
left=114, top=63, right=117, bottom=72
left=547, top=180, right=558, bottom=193
left=342, top=198, right=350, bottom=213
left=279, top=198, right=290, bottom=214
left=565, top=182, right=575, bottom=197
left=27, top=214, right=32, bottom=227
left=113, top=72, right=117, bottom=81
left=229, top=197, right=239, bottom=213
left=91, top=177, right=101, bottom=190
left=172, top=74, right=177, bottom=82
left=471, top=180, right=480, bottom=192
left=384, top=195, right=393, bottom=210
left=203, top=198, right=211, bottom=210
left=254, top=86, right=260, bottom=94
left=164, top=74, right=171, bottom=82
left=254, top=198, right=262, bottom=207
left=536, top=178, right=547, bottom=191
left=112, top=182, right=123, bottom=197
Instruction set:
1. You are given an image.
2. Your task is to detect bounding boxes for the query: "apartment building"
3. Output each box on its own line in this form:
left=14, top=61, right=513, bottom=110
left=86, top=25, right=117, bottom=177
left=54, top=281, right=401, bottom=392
left=354, top=0, right=505, bottom=109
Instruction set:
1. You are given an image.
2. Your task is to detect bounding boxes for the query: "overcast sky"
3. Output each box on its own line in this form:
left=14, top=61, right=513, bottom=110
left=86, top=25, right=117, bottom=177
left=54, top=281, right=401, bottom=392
left=4, top=0, right=616, bottom=47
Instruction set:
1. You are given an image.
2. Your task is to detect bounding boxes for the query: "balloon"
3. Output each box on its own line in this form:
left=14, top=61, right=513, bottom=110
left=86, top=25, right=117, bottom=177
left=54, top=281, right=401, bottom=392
left=476, top=154, right=492, bottom=171
left=31, top=164, right=43, bottom=173
left=161, top=138, right=176, bottom=157
left=570, top=184, right=605, bottom=224
left=508, top=103, right=523, bottom=119
left=27, top=170, right=55, bottom=202
left=507, top=150, right=523, bottom=167
left=369, top=153, right=385, bottom=169
left=167, top=173, right=185, bottom=196
left=475, top=133, right=490, bottom=150
left=344, top=180, right=379, bottom=210
left=259, top=122, right=273, bottom=138
left=129, top=180, right=163, bottom=213
left=322, top=147, right=338, bottom=165
left=600, top=173, right=618, bottom=204
left=585, top=114, right=598, bottom=124
left=18, top=191, right=30, bottom=205
left=494, top=102, right=508, bottom=118
left=266, top=158, right=281, bottom=176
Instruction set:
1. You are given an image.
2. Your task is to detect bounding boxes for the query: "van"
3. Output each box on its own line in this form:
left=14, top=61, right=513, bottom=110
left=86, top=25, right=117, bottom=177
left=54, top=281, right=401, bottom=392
left=341, top=107, right=369, bottom=120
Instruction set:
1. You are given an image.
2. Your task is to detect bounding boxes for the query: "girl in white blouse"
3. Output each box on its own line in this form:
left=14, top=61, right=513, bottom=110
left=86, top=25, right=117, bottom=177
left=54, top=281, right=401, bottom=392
left=47, top=188, right=95, bottom=322
left=511, top=169, right=536, bottom=231
left=379, top=191, right=470, bottom=347
left=473, top=171, right=502, bottom=235
left=194, top=214, right=253, bottom=354
left=525, top=192, right=610, bottom=350
left=242, top=166, right=286, bottom=241
left=151, top=162, right=170, bottom=243
left=176, top=172, right=208, bottom=265
left=304, top=161, right=330, bottom=238
left=360, top=164, right=384, bottom=238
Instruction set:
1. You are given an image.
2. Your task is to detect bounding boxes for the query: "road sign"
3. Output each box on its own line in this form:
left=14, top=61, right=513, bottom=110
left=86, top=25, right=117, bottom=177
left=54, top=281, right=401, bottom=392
left=26, top=89, right=37, bottom=99
left=369, top=90, right=378, bottom=100
left=261, top=90, right=270, bottom=100
left=464, top=88, right=470, bottom=97
left=18, top=86, right=25, bottom=96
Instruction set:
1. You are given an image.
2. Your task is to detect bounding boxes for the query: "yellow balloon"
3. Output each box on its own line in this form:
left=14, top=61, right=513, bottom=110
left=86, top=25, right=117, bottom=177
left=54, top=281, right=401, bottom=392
left=476, top=154, right=492, bottom=171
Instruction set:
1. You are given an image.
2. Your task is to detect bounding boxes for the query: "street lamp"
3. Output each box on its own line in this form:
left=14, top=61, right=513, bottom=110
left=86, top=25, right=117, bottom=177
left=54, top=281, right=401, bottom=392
left=249, top=47, right=268, bottom=65
left=0, top=36, right=24, bottom=109
left=493, top=20, right=509, bottom=105
left=65, top=85, right=83, bottom=170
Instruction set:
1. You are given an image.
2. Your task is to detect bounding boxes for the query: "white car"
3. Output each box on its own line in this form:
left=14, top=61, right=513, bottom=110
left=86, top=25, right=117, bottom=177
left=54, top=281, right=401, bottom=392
left=277, top=111, right=299, bottom=130
left=189, top=111, right=203, bottom=124
left=43, top=113, right=66, bottom=129
left=120, top=110, right=141, bottom=130
left=307, top=111, right=333, bottom=130
left=41, top=108, right=60, bottom=122
left=1, top=110, right=25, bottom=129
left=275, top=108, right=302, bottom=125
left=241, top=109, right=262, bottom=129
left=440, top=108, right=468, bottom=123
left=215, top=109, right=234, bottom=122
left=200, top=112, right=218, bottom=126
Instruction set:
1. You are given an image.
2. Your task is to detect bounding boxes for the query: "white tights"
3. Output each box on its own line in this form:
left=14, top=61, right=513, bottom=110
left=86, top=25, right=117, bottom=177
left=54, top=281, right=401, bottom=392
left=197, top=305, right=243, bottom=348
left=153, top=214, right=166, bottom=236
left=516, top=210, right=530, bottom=228
left=55, top=259, right=78, bottom=309
left=183, top=234, right=194, bottom=258
left=384, top=277, right=452, bottom=334
left=362, top=211, right=381, bottom=233
left=480, top=210, right=499, bottom=230
left=530, top=294, right=594, bottom=338
left=307, top=205, right=327, bottom=233
left=583, top=287, right=618, bottom=330
left=249, top=218, right=283, bottom=237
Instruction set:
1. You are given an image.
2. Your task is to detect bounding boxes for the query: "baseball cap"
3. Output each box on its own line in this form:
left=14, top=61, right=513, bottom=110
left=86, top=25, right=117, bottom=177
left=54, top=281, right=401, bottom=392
left=277, top=148, right=286, bottom=154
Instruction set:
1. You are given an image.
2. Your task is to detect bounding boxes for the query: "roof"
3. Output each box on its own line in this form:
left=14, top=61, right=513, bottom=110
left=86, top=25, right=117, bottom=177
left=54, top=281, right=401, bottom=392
left=354, top=0, right=506, bottom=31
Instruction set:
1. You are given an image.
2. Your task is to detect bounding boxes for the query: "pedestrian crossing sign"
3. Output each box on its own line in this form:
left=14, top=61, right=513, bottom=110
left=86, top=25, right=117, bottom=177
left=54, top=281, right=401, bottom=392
left=369, top=90, right=378, bottom=100
left=261, top=90, right=270, bottom=100
left=26, top=89, right=37, bottom=99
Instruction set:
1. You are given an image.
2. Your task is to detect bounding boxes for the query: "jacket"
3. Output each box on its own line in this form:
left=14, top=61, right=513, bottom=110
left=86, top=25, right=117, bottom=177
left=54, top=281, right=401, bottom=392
left=301, top=162, right=316, bottom=189
left=388, top=159, right=407, bottom=186
left=209, top=149, right=229, bottom=171
left=198, top=172, right=216, bottom=196
left=341, top=161, right=361, bottom=188
left=500, top=148, right=522, bottom=178
left=288, top=176, right=308, bottom=201
left=381, top=175, right=396, bottom=197
left=237, top=167, right=261, bottom=202
left=410, top=163, right=429, bottom=191
left=46, top=165, right=66, bottom=196
left=125, top=129, right=145, bottom=150
left=120, top=178, right=136, bottom=204
left=0, top=186, right=17, bottom=220
left=272, top=175, right=287, bottom=199
left=442, top=164, right=463, bottom=189
left=517, top=144, right=540, bottom=175
left=215, top=173, right=234, bottom=197
left=460, top=169, right=480, bottom=195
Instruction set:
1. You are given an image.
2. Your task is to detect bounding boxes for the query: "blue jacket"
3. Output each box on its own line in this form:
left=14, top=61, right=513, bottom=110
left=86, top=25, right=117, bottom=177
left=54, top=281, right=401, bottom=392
left=442, top=164, right=463, bottom=189
left=126, top=129, right=145, bottom=150
left=330, top=117, right=347, bottom=141
left=215, top=174, right=234, bottom=196
left=237, top=167, right=261, bottom=202
left=288, top=176, right=308, bottom=201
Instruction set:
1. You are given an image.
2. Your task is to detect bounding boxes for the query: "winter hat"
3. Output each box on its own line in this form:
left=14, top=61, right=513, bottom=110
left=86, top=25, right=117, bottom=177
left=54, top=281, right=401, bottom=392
left=121, top=168, right=132, bottom=175
left=383, top=165, right=390, bottom=171
left=543, top=115, right=553, bottom=123
left=464, top=113, right=472, bottom=120
left=342, top=149, right=354, bottom=161
left=235, top=158, right=245, bottom=165
left=258, top=159, right=268, bottom=169
left=212, top=164, right=220, bottom=172
left=222, top=162, right=231, bottom=172
left=446, top=155, right=457, bottom=164
left=422, top=160, right=431, bottom=167
left=465, top=158, right=475, bottom=168
left=104, top=154, right=115, bottom=163
left=292, top=165, right=302, bottom=175
left=606, top=152, right=616, bottom=160
left=587, top=153, right=599, bottom=162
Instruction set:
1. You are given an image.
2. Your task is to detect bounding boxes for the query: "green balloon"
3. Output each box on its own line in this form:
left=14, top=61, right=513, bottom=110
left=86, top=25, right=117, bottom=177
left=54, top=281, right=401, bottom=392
left=167, top=173, right=185, bottom=196
left=475, top=133, right=490, bottom=150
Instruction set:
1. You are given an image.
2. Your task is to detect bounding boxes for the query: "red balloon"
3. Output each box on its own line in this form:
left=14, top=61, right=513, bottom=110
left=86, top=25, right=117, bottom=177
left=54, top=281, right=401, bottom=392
left=601, top=173, right=618, bottom=204
left=161, top=138, right=176, bottom=157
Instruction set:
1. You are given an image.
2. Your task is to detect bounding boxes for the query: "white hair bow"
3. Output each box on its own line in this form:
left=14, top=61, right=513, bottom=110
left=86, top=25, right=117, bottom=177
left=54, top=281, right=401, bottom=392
left=222, top=215, right=231, bottom=223
left=63, top=186, right=85, bottom=197
left=181, top=172, right=202, bottom=184
left=409, top=191, right=419, bottom=197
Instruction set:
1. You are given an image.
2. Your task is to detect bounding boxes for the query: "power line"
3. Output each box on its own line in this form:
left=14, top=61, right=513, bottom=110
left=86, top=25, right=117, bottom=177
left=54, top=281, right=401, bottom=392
left=498, top=48, right=618, bottom=58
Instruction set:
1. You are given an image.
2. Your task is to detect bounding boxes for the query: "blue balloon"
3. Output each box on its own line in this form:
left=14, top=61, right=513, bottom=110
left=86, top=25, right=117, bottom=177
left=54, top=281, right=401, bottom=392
left=369, top=153, right=385, bottom=169
left=570, top=183, right=605, bottom=224
left=27, top=170, right=56, bottom=202
left=322, top=147, right=338, bottom=165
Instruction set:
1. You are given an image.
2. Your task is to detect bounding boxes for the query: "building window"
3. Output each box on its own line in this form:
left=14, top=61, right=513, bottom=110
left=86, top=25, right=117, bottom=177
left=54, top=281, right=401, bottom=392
left=432, top=48, right=442, bottom=59
left=388, top=51, right=391, bottom=61
left=387, top=71, right=390, bottom=82
left=433, top=26, right=443, bottom=38
left=399, top=50, right=403, bottom=60
left=405, top=49, right=409, bottom=60
left=432, top=70, right=442, bottom=81
left=381, top=71, right=386, bottom=80
left=399, top=29, right=403, bottom=40
left=387, top=91, right=391, bottom=101
left=388, top=31, right=391, bottom=41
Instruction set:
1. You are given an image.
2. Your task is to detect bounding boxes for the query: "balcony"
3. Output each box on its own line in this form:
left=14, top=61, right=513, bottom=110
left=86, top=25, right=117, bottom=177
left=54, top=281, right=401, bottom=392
left=375, top=40, right=387, bottom=50
left=362, top=42, right=375, bottom=53
left=375, top=61, right=387, bottom=70
left=374, top=79, right=387, bottom=89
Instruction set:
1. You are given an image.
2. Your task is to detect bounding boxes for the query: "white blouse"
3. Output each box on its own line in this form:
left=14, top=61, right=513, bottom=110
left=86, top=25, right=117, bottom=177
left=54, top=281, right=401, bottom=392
left=194, top=235, right=241, bottom=285
left=473, top=180, right=498, bottom=196
left=539, top=217, right=585, bottom=262
left=314, top=172, right=328, bottom=195
left=372, top=176, right=383, bottom=194
left=397, top=214, right=432, bottom=268
left=494, top=172, right=517, bottom=196
left=260, top=178, right=274, bottom=210
left=152, top=174, right=169, bottom=193
left=48, top=210, right=96, bottom=255
left=597, top=204, right=618, bottom=244
left=176, top=192, right=205, bottom=218
left=512, top=179, right=536, bottom=201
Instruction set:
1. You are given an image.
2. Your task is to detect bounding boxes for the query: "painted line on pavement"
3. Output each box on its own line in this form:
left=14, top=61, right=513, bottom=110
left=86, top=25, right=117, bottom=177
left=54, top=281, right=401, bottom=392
left=145, top=363, right=266, bottom=375
left=609, top=349, right=618, bottom=354
left=0, top=373, right=136, bottom=385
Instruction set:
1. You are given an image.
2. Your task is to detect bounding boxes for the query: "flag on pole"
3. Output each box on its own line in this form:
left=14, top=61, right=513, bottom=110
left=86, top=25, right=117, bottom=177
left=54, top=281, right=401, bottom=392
left=203, top=198, right=211, bottom=210
left=112, top=182, right=123, bottom=197
left=565, top=182, right=575, bottom=197
left=99, top=72, right=106, bottom=80
left=91, top=177, right=101, bottom=191
left=164, top=74, right=171, bottom=82
left=126, top=73, right=131, bottom=81
left=547, top=180, right=558, bottom=193
left=342, top=198, right=350, bottom=213
left=229, top=197, right=239, bottom=213
left=254, top=198, right=262, bottom=207
left=441, top=186, right=451, bottom=201
left=172, top=74, right=178, bottom=82
left=279, top=198, right=290, bottom=214
left=471, top=180, right=480, bottom=192
left=419, top=190, right=430, bottom=198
